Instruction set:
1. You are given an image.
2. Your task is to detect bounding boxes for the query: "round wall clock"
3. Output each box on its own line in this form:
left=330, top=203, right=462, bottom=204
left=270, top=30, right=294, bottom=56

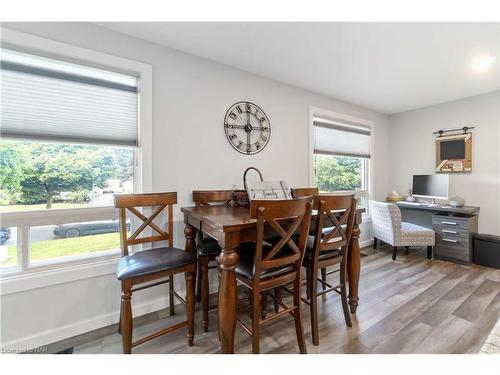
left=224, top=101, right=271, bottom=155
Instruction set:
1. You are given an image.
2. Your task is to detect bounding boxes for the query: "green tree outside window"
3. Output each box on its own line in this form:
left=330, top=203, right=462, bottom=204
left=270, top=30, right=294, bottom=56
left=313, top=154, right=362, bottom=192
left=0, top=142, right=134, bottom=209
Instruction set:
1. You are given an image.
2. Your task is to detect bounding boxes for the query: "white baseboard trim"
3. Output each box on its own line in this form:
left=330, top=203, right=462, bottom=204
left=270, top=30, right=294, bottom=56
left=0, top=296, right=170, bottom=351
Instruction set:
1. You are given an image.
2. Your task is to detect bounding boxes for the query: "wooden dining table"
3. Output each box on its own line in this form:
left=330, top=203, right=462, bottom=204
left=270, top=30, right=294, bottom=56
left=181, top=204, right=363, bottom=353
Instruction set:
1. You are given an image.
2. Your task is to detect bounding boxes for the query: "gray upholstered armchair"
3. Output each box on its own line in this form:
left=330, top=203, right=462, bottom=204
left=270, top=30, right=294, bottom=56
left=369, top=200, right=435, bottom=260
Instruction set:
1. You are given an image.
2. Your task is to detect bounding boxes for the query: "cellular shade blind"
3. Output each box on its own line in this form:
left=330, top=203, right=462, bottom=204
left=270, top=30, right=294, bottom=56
left=1, top=49, right=138, bottom=147
left=313, top=117, right=371, bottom=159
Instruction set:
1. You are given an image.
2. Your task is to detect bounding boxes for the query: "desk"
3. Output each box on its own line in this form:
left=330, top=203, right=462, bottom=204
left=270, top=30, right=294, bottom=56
left=181, top=205, right=363, bottom=353
left=395, top=201, right=479, bottom=229
left=395, top=201, right=480, bottom=264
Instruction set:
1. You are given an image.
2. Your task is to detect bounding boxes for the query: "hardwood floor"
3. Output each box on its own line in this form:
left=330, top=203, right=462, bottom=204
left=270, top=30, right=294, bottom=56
left=67, top=246, right=500, bottom=354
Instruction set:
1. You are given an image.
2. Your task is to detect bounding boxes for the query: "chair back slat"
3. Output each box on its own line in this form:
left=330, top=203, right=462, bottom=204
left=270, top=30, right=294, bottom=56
left=126, top=234, right=170, bottom=246
left=292, top=187, right=319, bottom=199
left=127, top=206, right=166, bottom=237
left=263, top=254, right=300, bottom=270
left=193, top=190, right=233, bottom=207
left=250, top=197, right=311, bottom=219
left=193, top=190, right=233, bottom=243
left=250, top=197, right=312, bottom=280
left=114, top=192, right=177, bottom=208
left=311, top=194, right=356, bottom=256
left=263, top=217, right=302, bottom=261
left=314, top=193, right=354, bottom=212
left=114, top=192, right=177, bottom=257
left=129, top=205, right=167, bottom=240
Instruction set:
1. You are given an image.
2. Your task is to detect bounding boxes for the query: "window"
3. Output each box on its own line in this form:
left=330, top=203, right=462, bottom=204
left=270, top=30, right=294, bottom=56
left=0, top=40, right=148, bottom=275
left=0, top=227, right=17, bottom=269
left=311, top=114, right=371, bottom=209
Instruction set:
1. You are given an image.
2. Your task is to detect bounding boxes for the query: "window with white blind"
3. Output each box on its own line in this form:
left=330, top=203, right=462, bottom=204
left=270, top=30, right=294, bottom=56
left=1, top=48, right=139, bottom=146
left=0, top=32, right=151, bottom=276
left=311, top=114, right=371, bottom=209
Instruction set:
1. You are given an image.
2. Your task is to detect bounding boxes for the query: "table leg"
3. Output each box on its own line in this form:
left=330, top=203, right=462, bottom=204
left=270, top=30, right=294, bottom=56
left=218, top=241, right=238, bottom=354
left=179, top=223, right=197, bottom=317
left=348, top=224, right=361, bottom=314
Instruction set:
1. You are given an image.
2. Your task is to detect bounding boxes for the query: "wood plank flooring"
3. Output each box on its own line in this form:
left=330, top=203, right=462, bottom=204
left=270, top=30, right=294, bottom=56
left=66, top=246, right=500, bottom=354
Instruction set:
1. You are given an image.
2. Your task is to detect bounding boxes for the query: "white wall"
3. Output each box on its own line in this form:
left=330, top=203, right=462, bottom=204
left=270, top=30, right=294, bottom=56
left=0, top=23, right=391, bottom=349
left=389, top=91, right=500, bottom=235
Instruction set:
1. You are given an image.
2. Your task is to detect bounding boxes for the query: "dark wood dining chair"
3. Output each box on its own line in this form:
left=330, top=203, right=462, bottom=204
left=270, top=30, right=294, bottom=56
left=114, top=192, right=196, bottom=353
left=303, top=193, right=356, bottom=345
left=192, top=190, right=233, bottom=332
left=234, top=196, right=312, bottom=354
left=291, top=187, right=328, bottom=289
left=193, top=190, right=255, bottom=332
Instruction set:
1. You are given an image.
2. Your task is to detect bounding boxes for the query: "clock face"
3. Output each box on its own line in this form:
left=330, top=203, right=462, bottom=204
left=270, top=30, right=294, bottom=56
left=224, top=101, right=271, bottom=155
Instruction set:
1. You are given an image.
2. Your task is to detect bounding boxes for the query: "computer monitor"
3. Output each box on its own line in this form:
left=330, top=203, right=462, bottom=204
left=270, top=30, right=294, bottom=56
left=412, top=174, right=449, bottom=200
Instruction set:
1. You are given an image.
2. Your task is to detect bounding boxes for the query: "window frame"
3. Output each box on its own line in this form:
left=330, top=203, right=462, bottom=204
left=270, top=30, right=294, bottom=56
left=0, top=28, right=152, bottom=279
left=308, top=106, right=374, bottom=217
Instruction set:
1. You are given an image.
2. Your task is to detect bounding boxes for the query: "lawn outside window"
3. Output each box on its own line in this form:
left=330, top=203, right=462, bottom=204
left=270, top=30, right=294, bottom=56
left=1, top=206, right=122, bottom=275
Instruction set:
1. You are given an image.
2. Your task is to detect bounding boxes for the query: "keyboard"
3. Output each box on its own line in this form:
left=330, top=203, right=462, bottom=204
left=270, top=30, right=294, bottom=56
left=397, top=201, right=427, bottom=206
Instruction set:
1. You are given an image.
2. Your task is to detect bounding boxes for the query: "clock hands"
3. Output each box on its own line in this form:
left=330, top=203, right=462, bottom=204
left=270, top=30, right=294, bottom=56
left=230, top=106, right=267, bottom=134
left=229, top=124, right=265, bottom=131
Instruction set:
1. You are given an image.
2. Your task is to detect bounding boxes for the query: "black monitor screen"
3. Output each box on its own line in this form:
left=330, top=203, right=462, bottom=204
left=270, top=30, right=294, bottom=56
left=440, top=139, right=465, bottom=160
left=412, top=175, right=449, bottom=199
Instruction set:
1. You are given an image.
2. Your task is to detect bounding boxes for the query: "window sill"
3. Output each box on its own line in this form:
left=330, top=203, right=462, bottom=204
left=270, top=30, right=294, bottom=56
left=0, top=256, right=120, bottom=296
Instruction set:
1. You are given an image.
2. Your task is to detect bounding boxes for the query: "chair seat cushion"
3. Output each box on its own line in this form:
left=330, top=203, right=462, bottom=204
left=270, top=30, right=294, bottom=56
left=197, top=237, right=221, bottom=256
left=306, top=234, right=345, bottom=249
left=235, top=245, right=295, bottom=280
left=117, top=247, right=196, bottom=280
left=304, top=247, right=341, bottom=261
left=303, top=238, right=342, bottom=266
left=197, top=237, right=255, bottom=256
left=322, top=224, right=346, bottom=234
left=398, top=222, right=435, bottom=246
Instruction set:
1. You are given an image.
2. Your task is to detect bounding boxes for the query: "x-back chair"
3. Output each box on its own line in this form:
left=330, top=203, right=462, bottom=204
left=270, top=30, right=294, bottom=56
left=114, top=192, right=196, bottom=353
left=302, top=193, right=356, bottom=345
left=192, top=190, right=255, bottom=331
left=291, top=187, right=328, bottom=289
left=234, top=197, right=312, bottom=354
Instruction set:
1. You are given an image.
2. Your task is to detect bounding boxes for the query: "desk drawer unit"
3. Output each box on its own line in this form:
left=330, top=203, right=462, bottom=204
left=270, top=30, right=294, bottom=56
left=432, top=214, right=478, bottom=264
left=432, top=216, right=470, bottom=230
left=435, top=233, right=471, bottom=263
left=434, top=226, right=468, bottom=238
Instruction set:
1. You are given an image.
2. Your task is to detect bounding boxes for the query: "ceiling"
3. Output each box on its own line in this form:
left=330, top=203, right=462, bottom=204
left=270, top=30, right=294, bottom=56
left=97, top=22, right=500, bottom=114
